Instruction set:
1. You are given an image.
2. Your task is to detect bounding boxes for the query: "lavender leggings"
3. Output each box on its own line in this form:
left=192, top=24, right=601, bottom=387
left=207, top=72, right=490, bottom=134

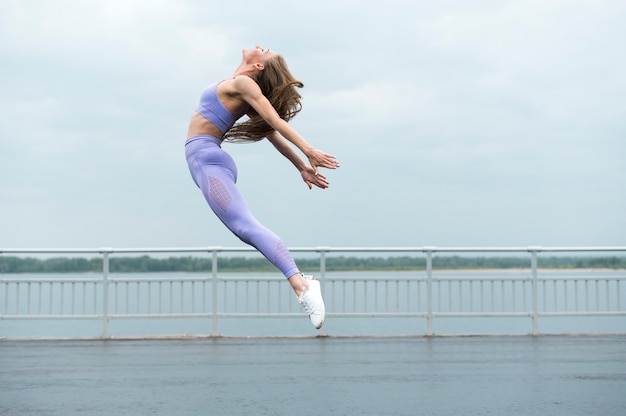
left=185, top=135, right=299, bottom=278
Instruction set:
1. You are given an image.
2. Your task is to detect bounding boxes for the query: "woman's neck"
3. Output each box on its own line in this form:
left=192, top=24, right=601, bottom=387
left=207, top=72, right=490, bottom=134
left=233, top=63, right=258, bottom=78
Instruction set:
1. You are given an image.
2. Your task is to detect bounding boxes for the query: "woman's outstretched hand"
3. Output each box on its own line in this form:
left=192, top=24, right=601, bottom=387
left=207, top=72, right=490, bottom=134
left=301, top=166, right=330, bottom=190
left=307, top=149, right=340, bottom=171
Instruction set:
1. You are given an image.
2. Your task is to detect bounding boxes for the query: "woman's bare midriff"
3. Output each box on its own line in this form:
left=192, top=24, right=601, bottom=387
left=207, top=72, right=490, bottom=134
left=187, top=112, right=224, bottom=140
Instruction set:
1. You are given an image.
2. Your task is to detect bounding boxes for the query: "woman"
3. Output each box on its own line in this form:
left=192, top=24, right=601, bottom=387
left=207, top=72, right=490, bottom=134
left=185, top=46, right=339, bottom=329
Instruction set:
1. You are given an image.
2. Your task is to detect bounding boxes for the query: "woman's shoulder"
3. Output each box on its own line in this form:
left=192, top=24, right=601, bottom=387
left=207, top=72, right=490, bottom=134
left=222, top=75, right=262, bottom=99
left=227, top=75, right=258, bottom=89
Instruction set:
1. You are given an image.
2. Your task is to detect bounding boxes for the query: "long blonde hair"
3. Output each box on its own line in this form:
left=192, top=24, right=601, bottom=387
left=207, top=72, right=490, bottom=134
left=224, top=55, right=303, bottom=143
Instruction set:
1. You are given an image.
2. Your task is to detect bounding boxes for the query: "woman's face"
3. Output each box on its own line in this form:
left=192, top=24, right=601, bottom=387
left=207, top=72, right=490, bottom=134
left=242, top=45, right=277, bottom=64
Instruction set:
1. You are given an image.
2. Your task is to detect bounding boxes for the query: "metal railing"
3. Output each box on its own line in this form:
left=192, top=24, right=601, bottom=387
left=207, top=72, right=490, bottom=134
left=1, top=246, right=625, bottom=338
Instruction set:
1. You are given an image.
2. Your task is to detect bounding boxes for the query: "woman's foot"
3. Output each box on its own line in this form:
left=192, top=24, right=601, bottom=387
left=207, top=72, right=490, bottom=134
left=290, top=273, right=326, bottom=329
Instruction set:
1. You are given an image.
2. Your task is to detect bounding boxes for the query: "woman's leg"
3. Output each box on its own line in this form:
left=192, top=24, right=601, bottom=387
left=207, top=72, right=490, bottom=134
left=186, top=139, right=299, bottom=279
left=185, top=137, right=325, bottom=328
left=201, top=171, right=325, bottom=328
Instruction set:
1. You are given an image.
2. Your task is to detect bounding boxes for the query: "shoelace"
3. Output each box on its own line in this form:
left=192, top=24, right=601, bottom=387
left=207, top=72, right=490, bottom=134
left=298, top=288, right=314, bottom=315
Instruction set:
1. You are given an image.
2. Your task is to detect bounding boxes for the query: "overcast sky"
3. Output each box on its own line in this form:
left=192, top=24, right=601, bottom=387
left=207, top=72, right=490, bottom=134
left=1, top=0, right=624, bottom=250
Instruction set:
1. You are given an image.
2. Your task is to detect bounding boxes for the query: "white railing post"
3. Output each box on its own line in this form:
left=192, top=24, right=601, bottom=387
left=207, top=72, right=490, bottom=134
left=318, top=248, right=327, bottom=280
left=425, top=247, right=434, bottom=336
left=101, top=249, right=110, bottom=339
left=318, top=247, right=328, bottom=336
left=211, top=249, right=218, bottom=336
left=529, top=247, right=539, bottom=336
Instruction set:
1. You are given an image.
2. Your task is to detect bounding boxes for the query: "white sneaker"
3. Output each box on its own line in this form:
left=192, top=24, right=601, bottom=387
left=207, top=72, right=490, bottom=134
left=297, top=275, right=325, bottom=329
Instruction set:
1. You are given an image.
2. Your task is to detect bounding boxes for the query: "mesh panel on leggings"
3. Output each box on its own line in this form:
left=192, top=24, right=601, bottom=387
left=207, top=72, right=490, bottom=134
left=209, top=176, right=232, bottom=212
left=273, top=240, right=294, bottom=275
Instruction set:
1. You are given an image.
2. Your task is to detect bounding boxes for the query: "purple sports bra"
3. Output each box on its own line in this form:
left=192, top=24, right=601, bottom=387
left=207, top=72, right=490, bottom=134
left=195, top=81, right=249, bottom=134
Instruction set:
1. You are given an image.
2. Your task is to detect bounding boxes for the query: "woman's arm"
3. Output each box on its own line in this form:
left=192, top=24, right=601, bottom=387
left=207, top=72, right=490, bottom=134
left=266, top=131, right=331, bottom=189
left=265, top=130, right=306, bottom=171
left=233, top=76, right=340, bottom=171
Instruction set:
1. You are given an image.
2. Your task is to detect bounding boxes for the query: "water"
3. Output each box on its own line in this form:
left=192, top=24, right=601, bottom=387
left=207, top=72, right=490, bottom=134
left=1, top=336, right=625, bottom=416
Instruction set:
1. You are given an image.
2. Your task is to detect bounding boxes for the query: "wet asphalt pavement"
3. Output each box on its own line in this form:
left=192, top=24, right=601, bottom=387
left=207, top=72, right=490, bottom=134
left=1, top=335, right=625, bottom=416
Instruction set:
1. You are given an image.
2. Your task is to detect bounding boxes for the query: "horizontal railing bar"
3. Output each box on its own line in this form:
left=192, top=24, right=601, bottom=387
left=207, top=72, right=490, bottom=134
left=0, top=279, right=104, bottom=283
left=100, top=313, right=438, bottom=319
left=431, top=276, right=624, bottom=282
left=106, top=313, right=428, bottom=319
left=218, top=313, right=429, bottom=318
left=2, top=276, right=621, bottom=285
left=109, top=313, right=214, bottom=319
left=432, top=312, right=532, bottom=317
left=1, top=315, right=102, bottom=320
left=3, top=246, right=626, bottom=255
left=536, top=312, right=626, bottom=317
left=6, top=312, right=624, bottom=320
left=108, top=277, right=214, bottom=283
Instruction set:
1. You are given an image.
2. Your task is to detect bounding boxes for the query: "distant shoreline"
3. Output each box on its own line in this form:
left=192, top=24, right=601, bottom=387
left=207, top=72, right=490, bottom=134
left=1, top=254, right=625, bottom=274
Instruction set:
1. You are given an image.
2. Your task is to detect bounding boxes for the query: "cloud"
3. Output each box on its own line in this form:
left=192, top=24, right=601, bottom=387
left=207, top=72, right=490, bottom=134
left=1, top=0, right=625, bottom=248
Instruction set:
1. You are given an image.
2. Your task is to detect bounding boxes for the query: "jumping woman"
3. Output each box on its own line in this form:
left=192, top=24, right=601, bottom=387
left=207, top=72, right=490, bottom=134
left=185, top=46, right=339, bottom=329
